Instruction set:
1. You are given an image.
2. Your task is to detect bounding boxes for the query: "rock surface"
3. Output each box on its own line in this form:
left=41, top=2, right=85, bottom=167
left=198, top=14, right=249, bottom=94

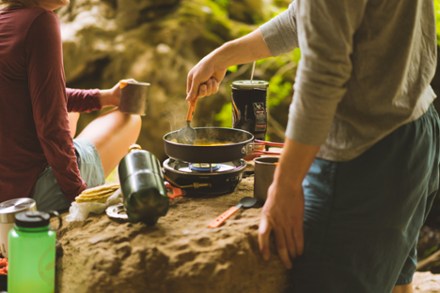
left=57, top=175, right=288, bottom=293
left=413, top=272, right=440, bottom=293
left=56, top=171, right=440, bottom=293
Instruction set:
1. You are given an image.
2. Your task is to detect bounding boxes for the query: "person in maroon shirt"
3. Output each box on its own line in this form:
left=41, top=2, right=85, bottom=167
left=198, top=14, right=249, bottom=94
left=0, top=0, right=142, bottom=211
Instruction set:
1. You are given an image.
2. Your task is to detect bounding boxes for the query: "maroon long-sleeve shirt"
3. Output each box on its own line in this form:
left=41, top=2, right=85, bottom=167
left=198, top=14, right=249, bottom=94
left=0, top=7, right=102, bottom=202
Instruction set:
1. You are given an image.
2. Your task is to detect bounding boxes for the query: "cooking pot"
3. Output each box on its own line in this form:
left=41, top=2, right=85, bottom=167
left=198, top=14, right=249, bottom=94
left=163, top=127, right=254, bottom=163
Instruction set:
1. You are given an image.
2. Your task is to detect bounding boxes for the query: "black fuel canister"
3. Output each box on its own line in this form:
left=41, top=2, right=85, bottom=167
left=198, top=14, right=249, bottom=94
left=231, top=80, right=269, bottom=140
left=118, top=144, right=169, bottom=225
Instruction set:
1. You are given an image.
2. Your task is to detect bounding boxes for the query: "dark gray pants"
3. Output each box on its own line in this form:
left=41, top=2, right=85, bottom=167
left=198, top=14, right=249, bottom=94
left=290, top=106, right=440, bottom=293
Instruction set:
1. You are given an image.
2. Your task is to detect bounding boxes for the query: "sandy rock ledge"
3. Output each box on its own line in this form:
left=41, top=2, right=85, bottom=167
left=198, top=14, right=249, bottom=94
left=56, top=176, right=286, bottom=293
left=56, top=176, right=440, bottom=293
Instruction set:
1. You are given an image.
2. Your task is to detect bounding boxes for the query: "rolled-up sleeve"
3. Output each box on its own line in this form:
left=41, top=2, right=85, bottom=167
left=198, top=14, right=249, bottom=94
left=285, top=0, right=367, bottom=145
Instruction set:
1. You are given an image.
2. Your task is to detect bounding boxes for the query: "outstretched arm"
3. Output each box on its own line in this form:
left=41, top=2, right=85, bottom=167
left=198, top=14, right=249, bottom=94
left=186, top=29, right=272, bottom=103
left=186, top=1, right=300, bottom=102
left=67, top=78, right=142, bottom=112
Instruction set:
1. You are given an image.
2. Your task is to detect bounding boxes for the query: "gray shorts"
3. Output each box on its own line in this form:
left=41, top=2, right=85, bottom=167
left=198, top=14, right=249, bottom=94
left=32, top=138, right=105, bottom=212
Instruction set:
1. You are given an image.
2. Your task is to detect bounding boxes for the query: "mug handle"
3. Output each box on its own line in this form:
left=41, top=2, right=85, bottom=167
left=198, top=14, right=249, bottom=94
left=48, top=210, right=63, bottom=231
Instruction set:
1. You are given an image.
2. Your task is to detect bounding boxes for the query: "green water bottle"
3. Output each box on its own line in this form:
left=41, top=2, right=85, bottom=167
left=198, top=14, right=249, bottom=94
left=8, top=211, right=61, bottom=293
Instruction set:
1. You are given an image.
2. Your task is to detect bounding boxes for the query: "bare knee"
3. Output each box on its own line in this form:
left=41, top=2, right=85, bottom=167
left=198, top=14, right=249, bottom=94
left=392, top=283, right=413, bottom=293
left=123, top=113, right=142, bottom=137
left=77, top=111, right=142, bottom=176
left=115, top=112, right=142, bottom=144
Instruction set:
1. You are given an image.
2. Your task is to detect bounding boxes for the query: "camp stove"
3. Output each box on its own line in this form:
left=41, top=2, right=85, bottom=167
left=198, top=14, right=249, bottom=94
left=163, top=158, right=247, bottom=197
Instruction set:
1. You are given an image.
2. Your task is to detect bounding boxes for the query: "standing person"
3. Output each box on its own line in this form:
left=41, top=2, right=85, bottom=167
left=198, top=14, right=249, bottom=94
left=0, top=0, right=142, bottom=212
left=186, top=1, right=439, bottom=292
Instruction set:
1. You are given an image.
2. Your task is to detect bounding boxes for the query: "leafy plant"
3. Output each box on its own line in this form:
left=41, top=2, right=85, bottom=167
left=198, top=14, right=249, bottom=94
left=212, top=0, right=229, bottom=10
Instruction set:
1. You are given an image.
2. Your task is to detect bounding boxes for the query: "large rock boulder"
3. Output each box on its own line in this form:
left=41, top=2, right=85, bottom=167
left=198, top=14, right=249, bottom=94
left=56, top=174, right=440, bottom=292
left=56, top=176, right=288, bottom=292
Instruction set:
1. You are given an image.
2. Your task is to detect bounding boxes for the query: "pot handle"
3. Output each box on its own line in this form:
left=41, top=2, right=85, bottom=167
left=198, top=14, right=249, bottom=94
left=242, top=139, right=284, bottom=159
left=242, top=143, right=256, bottom=155
left=254, top=139, right=284, bottom=148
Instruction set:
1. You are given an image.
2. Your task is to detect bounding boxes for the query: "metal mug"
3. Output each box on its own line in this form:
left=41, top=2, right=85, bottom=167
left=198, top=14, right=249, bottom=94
left=0, top=198, right=37, bottom=257
left=254, top=156, right=279, bottom=202
left=119, top=80, right=150, bottom=116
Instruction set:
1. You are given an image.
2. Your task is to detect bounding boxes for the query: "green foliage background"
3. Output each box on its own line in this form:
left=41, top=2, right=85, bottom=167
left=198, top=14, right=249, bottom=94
left=436, top=0, right=440, bottom=45
left=209, top=0, right=299, bottom=141
left=214, top=0, right=440, bottom=141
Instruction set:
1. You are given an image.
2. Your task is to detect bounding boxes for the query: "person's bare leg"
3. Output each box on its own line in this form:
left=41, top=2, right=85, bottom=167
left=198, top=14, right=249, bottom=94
left=76, top=109, right=141, bottom=177
left=68, top=112, right=80, bottom=138
left=392, top=283, right=413, bottom=293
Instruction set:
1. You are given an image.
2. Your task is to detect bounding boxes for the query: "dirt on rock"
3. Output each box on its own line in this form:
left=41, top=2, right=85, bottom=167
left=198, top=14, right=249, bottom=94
left=56, top=169, right=440, bottom=293
left=56, top=175, right=287, bottom=293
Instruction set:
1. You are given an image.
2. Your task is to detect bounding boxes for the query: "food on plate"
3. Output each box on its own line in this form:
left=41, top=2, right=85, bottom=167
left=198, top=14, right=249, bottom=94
left=75, top=183, right=120, bottom=203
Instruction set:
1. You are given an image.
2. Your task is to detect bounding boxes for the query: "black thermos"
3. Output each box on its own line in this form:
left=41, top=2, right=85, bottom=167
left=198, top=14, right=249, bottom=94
left=231, top=80, right=269, bottom=140
left=118, top=144, right=169, bottom=225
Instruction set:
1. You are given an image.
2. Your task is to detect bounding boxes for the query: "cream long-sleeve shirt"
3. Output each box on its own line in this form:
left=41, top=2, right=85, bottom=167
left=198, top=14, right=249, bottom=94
left=260, top=0, right=437, bottom=161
